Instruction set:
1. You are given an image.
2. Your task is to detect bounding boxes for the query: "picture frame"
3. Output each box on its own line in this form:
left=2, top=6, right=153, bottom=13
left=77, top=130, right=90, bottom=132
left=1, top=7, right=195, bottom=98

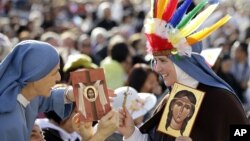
left=71, top=68, right=111, bottom=122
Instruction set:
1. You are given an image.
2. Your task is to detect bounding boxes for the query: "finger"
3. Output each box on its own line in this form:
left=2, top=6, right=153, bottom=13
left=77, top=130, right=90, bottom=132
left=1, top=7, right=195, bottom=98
left=118, top=108, right=125, bottom=115
left=79, top=121, right=93, bottom=128
left=176, top=136, right=192, bottom=141
left=108, top=89, right=116, bottom=97
left=72, top=113, right=80, bottom=123
left=101, top=109, right=115, bottom=121
left=113, top=111, right=120, bottom=126
left=72, top=115, right=80, bottom=131
left=109, top=97, right=115, bottom=103
left=123, top=108, right=130, bottom=116
left=165, top=93, right=170, bottom=101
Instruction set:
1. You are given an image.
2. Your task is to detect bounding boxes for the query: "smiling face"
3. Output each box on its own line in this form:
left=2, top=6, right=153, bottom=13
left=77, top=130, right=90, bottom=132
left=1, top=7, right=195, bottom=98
left=152, top=56, right=177, bottom=87
left=32, top=64, right=61, bottom=97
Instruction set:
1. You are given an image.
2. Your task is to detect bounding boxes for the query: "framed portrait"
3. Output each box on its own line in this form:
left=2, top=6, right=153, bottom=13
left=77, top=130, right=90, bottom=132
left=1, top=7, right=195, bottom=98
left=71, top=68, right=111, bottom=122
left=157, top=83, right=205, bottom=138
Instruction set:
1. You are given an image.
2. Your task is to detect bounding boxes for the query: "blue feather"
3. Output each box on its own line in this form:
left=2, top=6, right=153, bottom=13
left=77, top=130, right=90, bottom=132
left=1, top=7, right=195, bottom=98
left=208, top=0, right=219, bottom=4
left=169, top=0, right=192, bottom=27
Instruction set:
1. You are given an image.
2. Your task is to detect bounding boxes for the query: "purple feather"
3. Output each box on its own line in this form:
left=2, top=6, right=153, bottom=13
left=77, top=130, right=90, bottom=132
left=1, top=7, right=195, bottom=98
left=153, top=0, right=158, bottom=18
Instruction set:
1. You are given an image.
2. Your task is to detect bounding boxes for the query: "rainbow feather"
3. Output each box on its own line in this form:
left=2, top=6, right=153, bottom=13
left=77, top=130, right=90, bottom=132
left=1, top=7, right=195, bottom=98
left=177, top=0, right=208, bottom=29
left=162, top=0, right=178, bottom=22
left=179, top=3, right=218, bottom=37
left=169, top=0, right=192, bottom=27
left=187, top=15, right=231, bottom=45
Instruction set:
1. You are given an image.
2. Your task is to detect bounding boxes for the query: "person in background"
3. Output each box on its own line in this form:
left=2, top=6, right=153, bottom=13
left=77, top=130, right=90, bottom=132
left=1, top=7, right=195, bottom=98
left=36, top=102, right=81, bottom=141
left=126, top=63, right=164, bottom=121
left=230, top=41, right=250, bottom=104
left=30, top=124, right=45, bottom=141
left=105, top=86, right=157, bottom=141
left=101, top=35, right=132, bottom=89
left=126, top=63, right=162, bottom=94
left=0, top=33, right=12, bottom=62
left=63, top=54, right=98, bottom=84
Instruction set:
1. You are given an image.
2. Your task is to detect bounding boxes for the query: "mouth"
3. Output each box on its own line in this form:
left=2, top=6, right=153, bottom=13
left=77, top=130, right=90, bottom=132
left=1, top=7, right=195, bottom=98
left=161, top=74, right=169, bottom=78
left=177, top=112, right=182, bottom=118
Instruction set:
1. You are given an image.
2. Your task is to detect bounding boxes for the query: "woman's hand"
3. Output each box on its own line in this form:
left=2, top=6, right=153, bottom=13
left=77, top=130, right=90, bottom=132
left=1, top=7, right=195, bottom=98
left=95, top=110, right=119, bottom=140
left=175, top=136, right=192, bottom=141
left=72, top=113, right=94, bottom=141
left=118, top=108, right=135, bottom=139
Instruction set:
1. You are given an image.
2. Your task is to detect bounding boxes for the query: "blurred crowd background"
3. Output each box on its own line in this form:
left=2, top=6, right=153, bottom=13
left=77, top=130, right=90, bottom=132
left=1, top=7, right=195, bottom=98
left=1, top=0, right=250, bottom=122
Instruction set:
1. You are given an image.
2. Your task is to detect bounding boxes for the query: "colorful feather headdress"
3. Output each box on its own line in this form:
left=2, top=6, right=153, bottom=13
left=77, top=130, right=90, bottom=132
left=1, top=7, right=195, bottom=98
left=144, top=0, right=231, bottom=56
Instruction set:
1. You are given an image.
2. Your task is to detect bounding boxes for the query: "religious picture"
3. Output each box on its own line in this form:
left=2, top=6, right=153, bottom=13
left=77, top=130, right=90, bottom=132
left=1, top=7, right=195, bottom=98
left=71, top=68, right=111, bottom=122
left=157, top=83, right=205, bottom=138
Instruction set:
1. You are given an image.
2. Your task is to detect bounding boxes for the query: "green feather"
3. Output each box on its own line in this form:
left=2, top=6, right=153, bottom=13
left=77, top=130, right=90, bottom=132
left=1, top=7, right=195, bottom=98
left=177, top=0, right=208, bottom=29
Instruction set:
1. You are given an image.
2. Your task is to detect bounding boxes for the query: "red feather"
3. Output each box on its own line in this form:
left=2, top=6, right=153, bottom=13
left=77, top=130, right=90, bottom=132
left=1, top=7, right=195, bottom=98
left=145, top=33, right=173, bottom=52
left=162, top=0, right=178, bottom=22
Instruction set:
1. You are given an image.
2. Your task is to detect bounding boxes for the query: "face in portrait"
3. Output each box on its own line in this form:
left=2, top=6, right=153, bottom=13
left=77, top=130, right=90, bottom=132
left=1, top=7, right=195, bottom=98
left=165, top=90, right=196, bottom=135
left=84, top=86, right=97, bottom=102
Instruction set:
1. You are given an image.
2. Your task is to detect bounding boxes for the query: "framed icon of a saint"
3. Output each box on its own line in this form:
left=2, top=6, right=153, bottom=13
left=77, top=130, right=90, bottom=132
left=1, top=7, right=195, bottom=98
left=157, top=83, right=205, bottom=137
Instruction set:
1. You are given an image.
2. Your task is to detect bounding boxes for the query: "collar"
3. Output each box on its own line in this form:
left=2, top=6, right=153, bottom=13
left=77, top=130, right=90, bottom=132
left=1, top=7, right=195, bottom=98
left=35, top=118, right=81, bottom=141
left=174, top=64, right=199, bottom=88
left=17, top=94, right=30, bottom=107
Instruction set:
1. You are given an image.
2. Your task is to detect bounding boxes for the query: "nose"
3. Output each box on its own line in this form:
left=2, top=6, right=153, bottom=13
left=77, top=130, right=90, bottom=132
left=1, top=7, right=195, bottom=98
left=179, top=106, right=184, bottom=113
left=56, top=72, right=61, bottom=82
left=154, top=62, right=162, bottom=73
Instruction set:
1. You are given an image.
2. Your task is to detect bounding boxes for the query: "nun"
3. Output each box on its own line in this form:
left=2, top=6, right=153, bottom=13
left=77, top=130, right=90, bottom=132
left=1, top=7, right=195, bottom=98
left=119, top=0, right=249, bottom=141
left=0, top=40, right=74, bottom=141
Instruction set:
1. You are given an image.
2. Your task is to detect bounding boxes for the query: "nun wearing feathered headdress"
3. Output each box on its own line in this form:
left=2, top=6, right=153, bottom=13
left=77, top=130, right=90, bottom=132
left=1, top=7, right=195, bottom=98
left=0, top=40, right=74, bottom=141
left=119, top=0, right=248, bottom=141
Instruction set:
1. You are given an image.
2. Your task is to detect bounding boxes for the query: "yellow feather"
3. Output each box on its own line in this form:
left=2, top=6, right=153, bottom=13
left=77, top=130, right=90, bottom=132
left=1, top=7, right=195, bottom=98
left=156, top=0, right=169, bottom=19
left=187, top=15, right=231, bottom=45
left=150, top=0, right=154, bottom=18
left=180, top=3, right=218, bottom=37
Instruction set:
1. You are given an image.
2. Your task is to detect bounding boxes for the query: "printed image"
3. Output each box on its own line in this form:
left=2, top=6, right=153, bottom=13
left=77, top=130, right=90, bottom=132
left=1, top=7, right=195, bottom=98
left=84, top=86, right=98, bottom=102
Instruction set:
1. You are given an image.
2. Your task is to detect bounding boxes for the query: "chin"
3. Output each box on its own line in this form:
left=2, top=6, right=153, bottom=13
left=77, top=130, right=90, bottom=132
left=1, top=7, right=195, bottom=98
left=164, top=80, right=174, bottom=87
left=43, top=90, right=51, bottom=97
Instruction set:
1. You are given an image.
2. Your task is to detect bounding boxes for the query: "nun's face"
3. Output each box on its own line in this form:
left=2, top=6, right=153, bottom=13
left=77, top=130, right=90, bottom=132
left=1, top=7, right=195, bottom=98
left=152, top=56, right=177, bottom=87
left=33, top=64, right=61, bottom=97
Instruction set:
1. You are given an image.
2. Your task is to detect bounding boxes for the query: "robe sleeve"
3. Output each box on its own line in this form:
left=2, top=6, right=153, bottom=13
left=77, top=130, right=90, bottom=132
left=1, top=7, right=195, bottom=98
left=123, top=127, right=148, bottom=141
left=38, top=87, right=72, bottom=119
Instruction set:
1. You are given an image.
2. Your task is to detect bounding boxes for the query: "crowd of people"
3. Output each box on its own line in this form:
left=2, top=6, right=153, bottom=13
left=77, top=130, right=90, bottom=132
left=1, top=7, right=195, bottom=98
left=0, top=0, right=250, bottom=141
